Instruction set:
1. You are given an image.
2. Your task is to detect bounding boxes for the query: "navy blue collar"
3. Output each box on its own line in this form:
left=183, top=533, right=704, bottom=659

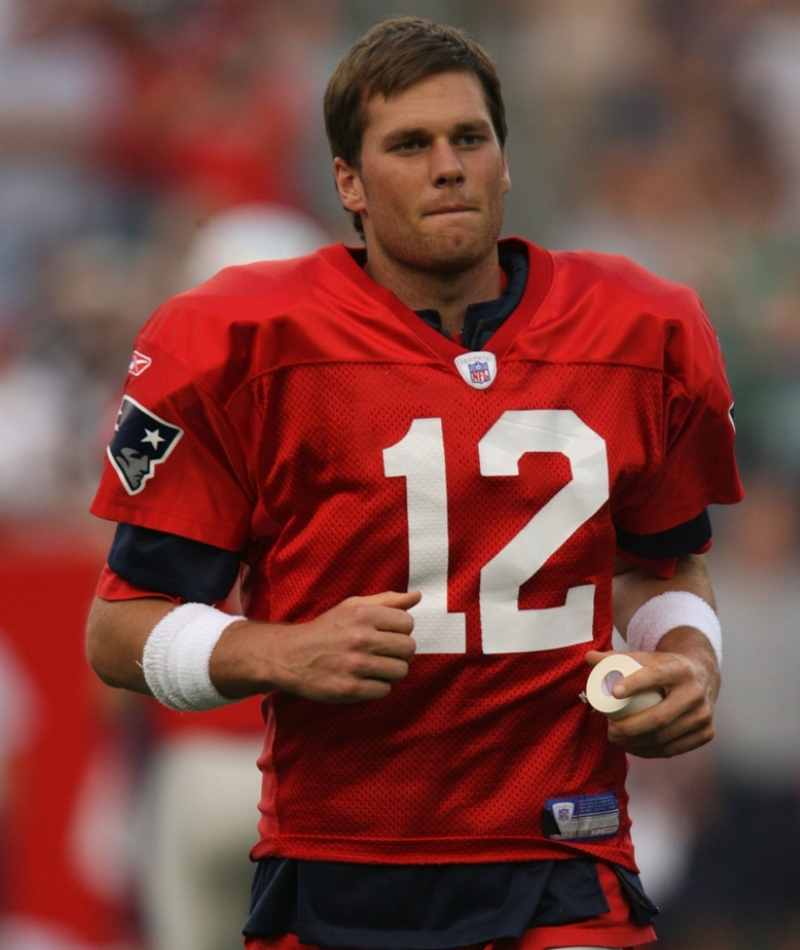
left=416, top=242, right=529, bottom=350
left=347, top=242, right=529, bottom=350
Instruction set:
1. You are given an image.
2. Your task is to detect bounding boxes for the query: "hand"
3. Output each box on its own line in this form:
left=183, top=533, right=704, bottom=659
left=214, top=590, right=420, bottom=703
left=586, top=628, right=720, bottom=758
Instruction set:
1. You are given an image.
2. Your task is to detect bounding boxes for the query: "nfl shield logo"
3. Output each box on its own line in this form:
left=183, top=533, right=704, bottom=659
left=454, top=351, right=497, bottom=390
left=469, top=360, right=490, bottom=384
left=553, top=801, right=575, bottom=824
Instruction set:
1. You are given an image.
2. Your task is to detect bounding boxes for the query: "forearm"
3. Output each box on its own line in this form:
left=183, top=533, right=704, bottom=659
left=86, top=590, right=419, bottom=707
left=613, top=553, right=715, bottom=639
left=86, top=595, right=280, bottom=700
left=613, top=553, right=720, bottom=700
left=86, top=595, right=176, bottom=694
left=207, top=615, right=289, bottom=699
left=599, top=553, right=721, bottom=756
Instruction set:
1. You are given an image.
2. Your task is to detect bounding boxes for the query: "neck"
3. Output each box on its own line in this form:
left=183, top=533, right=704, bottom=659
left=364, top=250, right=502, bottom=338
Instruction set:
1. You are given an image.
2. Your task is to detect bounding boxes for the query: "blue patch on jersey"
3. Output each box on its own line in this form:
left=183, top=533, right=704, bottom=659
left=544, top=791, right=620, bottom=841
left=107, top=395, right=183, bottom=495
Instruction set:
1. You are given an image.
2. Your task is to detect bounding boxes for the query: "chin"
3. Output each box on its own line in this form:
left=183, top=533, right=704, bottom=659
left=423, top=233, right=496, bottom=272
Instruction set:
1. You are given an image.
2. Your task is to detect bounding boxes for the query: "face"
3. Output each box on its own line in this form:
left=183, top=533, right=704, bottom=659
left=334, top=71, right=511, bottom=277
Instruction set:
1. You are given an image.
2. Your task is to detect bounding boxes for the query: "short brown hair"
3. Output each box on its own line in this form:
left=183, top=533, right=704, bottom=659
left=324, top=17, right=507, bottom=215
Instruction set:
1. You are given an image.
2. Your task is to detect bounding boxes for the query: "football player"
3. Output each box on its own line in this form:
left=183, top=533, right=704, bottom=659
left=86, top=17, right=743, bottom=950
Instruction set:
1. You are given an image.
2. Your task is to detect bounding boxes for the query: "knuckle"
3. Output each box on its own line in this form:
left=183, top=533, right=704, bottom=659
left=336, top=676, right=365, bottom=700
left=342, top=652, right=371, bottom=676
left=349, top=603, right=370, bottom=622
left=645, top=703, right=672, bottom=731
left=346, top=628, right=372, bottom=651
left=694, top=705, right=713, bottom=730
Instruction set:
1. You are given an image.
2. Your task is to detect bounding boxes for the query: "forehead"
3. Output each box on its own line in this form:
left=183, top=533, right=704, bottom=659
left=362, top=71, right=493, bottom=139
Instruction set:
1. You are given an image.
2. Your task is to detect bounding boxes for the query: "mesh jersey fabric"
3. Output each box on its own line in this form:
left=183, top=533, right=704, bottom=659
left=91, top=238, right=743, bottom=870
left=99, top=241, right=714, bottom=604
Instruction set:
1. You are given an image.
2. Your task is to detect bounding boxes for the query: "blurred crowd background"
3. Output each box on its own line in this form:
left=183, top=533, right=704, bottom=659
left=0, top=1, right=799, bottom=949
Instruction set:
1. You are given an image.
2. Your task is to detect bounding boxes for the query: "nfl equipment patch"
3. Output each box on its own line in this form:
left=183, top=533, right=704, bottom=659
left=542, top=792, right=621, bottom=842
left=454, top=351, right=497, bottom=390
left=108, top=396, right=183, bottom=495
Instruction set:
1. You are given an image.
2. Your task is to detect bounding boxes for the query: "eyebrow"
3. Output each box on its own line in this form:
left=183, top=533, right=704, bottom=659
left=381, top=126, right=429, bottom=148
left=381, top=119, right=493, bottom=149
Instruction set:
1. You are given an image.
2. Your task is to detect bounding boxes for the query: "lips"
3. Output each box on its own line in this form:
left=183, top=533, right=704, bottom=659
left=426, top=204, right=475, bottom=215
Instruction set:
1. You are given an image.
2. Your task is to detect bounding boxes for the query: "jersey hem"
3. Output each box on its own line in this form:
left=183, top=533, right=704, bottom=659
left=251, top=836, right=638, bottom=872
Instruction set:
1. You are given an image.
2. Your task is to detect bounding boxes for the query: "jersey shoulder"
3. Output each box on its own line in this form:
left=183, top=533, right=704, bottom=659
left=540, top=246, right=722, bottom=386
left=147, top=246, right=337, bottom=335
left=129, top=246, right=354, bottom=400
left=548, top=246, right=703, bottom=316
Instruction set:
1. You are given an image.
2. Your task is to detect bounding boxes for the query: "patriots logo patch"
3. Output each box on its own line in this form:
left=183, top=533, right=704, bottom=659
left=108, top=396, right=183, bottom=495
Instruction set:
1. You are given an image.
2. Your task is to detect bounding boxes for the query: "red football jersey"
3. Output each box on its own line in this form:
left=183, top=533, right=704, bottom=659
left=91, top=239, right=743, bottom=870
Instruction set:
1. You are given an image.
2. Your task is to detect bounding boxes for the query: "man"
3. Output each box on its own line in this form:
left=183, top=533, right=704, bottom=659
left=86, top=17, right=743, bottom=950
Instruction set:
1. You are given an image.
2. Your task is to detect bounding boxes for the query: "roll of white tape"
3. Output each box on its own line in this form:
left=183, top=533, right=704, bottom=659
left=583, top=654, right=663, bottom=720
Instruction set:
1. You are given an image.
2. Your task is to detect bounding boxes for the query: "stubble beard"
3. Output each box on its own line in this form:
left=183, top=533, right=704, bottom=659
left=379, top=205, right=505, bottom=277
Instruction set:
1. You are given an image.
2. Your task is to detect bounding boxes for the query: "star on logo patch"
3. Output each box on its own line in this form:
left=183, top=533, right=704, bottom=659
left=107, top=396, right=183, bottom=494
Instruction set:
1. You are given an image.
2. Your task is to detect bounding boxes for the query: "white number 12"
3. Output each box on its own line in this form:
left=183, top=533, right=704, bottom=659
left=383, top=410, right=609, bottom=655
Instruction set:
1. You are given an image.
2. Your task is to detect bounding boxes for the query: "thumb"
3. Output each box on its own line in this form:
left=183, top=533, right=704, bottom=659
left=356, top=589, right=422, bottom=610
left=585, top=649, right=616, bottom=668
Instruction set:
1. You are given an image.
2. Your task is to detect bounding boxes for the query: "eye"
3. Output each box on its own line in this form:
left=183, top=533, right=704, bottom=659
left=394, top=139, right=425, bottom=153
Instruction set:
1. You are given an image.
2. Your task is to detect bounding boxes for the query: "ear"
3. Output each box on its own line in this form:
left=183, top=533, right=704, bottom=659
left=333, top=158, right=367, bottom=214
left=501, top=150, right=511, bottom=196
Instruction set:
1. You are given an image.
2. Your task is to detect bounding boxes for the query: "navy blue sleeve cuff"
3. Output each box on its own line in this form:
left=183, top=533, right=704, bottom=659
left=108, top=523, right=243, bottom=603
left=615, top=509, right=712, bottom=560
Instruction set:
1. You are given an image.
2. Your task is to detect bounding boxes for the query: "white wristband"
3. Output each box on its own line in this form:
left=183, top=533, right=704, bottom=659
left=626, top=591, right=722, bottom=667
left=142, top=602, right=245, bottom=711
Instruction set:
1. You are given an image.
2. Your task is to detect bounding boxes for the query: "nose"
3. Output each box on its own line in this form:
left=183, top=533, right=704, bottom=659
left=430, top=140, right=464, bottom=186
